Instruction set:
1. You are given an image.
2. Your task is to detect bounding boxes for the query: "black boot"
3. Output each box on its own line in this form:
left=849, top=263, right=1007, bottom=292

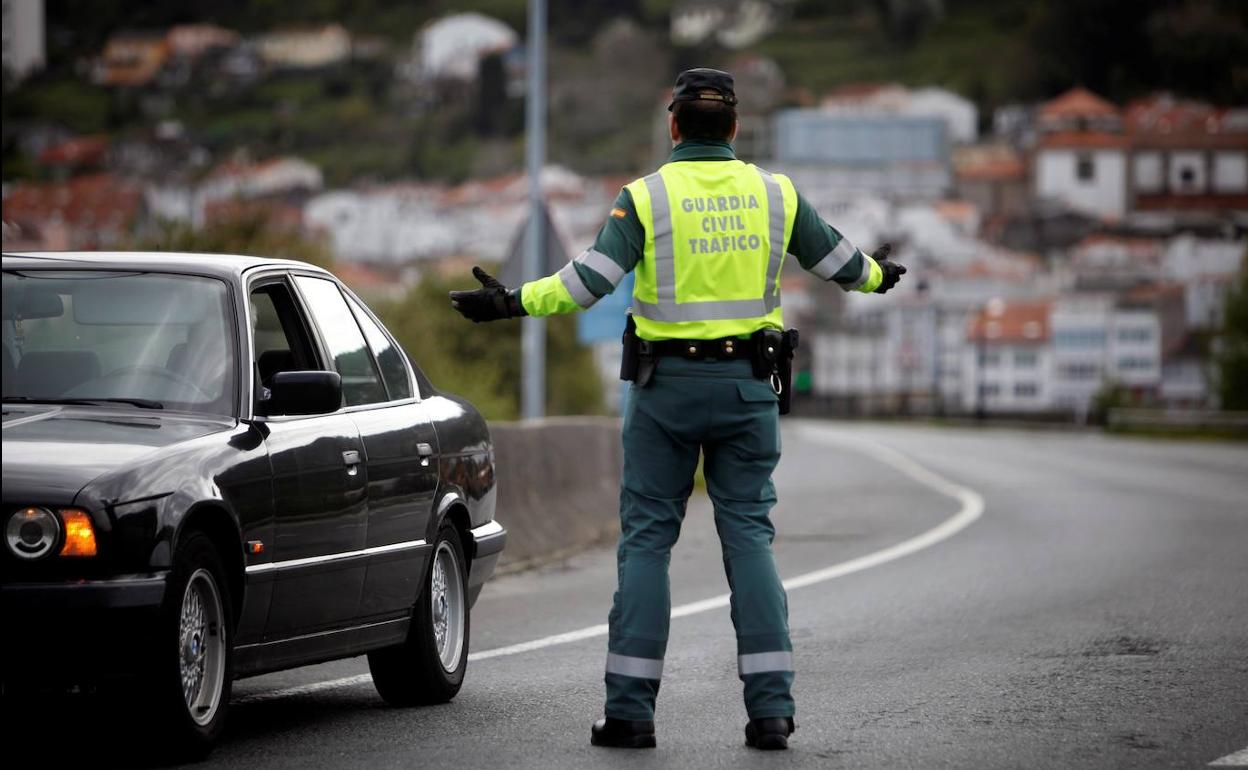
left=745, top=717, right=795, bottom=750
left=590, top=717, right=656, bottom=749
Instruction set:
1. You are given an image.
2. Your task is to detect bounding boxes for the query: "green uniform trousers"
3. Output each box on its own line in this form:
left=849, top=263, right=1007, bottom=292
left=605, top=357, right=795, bottom=722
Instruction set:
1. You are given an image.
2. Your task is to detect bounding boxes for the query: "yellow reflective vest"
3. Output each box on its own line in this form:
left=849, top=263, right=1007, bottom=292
left=625, top=159, right=795, bottom=340
left=518, top=159, right=884, bottom=340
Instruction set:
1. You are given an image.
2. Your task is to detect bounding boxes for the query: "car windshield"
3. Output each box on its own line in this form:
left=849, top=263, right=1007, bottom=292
left=2, top=270, right=238, bottom=417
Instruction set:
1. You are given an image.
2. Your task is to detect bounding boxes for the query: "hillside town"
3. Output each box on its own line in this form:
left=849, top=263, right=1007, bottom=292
left=3, top=1, right=1246, bottom=419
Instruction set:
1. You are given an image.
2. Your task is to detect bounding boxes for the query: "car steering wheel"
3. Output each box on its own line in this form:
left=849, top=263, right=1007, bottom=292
left=100, top=364, right=213, bottom=401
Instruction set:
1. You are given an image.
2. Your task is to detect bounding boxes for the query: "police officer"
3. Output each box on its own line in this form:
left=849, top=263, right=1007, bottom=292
left=450, top=68, right=906, bottom=751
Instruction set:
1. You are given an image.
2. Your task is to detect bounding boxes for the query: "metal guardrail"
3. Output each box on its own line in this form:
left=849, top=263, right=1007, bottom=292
left=1107, top=408, right=1248, bottom=430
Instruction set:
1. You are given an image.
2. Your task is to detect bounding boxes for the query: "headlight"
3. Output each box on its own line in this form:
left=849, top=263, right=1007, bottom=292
left=6, top=506, right=62, bottom=560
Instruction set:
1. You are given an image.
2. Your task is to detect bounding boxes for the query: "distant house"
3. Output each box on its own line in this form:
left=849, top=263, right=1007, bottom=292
left=409, top=12, right=517, bottom=83
left=769, top=109, right=950, bottom=199
left=1047, top=283, right=1188, bottom=413
left=166, top=24, right=238, bottom=60
left=1033, top=87, right=1129, bottom=220
left=671, top=0, right=785, bottom=49
left=2, top=174, right=143, bottom=249
left=1161, top=233, right=1246, bottom=329
left=93, top=31, right=170, bottom=87
left=953, top=143, right=1029, bottom=220
left=821, top=83, right=978, bottom=144
left=963, top=299, right=1054, bottom=413
left=1067, top=233, right=1164, bottom=287
left=1033, top=87, right=1248, bottom=223
left=2, top=0, right=45, bottom=82
left=1124, top=94, right=1248, bottom=215
left=201, top=156, right=323, bottom=201
left=195, top=156, right=323, bottom=226
left=256, top=24, right=351, bottom=70
left=37, top=135, right=110, bottom=174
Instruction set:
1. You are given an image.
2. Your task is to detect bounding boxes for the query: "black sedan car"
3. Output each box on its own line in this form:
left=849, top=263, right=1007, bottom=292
left=1, top=251, right=505, bottom=756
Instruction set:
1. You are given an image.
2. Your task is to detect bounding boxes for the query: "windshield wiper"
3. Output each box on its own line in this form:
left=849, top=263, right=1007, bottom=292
left=2, top=396, right=164, bottom=410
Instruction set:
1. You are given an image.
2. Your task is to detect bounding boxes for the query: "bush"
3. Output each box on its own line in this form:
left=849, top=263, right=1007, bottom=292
left=374, top=271, right=604, bottom=420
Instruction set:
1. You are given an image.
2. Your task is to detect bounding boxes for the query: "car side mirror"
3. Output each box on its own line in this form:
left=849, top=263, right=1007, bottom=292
left=266, top=371, right=342, bottom=416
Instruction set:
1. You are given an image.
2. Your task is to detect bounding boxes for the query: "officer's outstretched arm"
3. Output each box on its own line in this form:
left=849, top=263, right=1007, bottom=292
left=787, top=190, right=906, bottom=295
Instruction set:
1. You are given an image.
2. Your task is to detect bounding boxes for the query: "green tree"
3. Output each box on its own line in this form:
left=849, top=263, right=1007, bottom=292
left=1216, top=252, right=1248, bottom=410
left=375, top=271, right=604, bottom=421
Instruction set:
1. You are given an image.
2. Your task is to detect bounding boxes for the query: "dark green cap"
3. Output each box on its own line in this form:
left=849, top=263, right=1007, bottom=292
left=667, top=68, right=737, bottom=112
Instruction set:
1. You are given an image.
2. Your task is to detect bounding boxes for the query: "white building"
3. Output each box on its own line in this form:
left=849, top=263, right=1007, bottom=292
left=820, top=83, right=978, bottom=144
left=415, top=13, right=517, bottom=82
left=1049, top=283, right=1188, bottom=413
left=2, top=0, right=44, bottom=81
left=1125, top=94, right=1248, bottom=215
left=1050, top=294, right=1113, bottom=413
left=1033, top=88, right=1128, bottom=220
left=771, top=109, right=951, bottom=200
left=256, top=24, right=351, bottom=69
left=1161, top=233, right=1246, bottom=329
left=962, top=299, right=1054, bottom=413
left=1033, top=88, right=1248, bottom=223
left=1034, top=136, right=1128, bottom=221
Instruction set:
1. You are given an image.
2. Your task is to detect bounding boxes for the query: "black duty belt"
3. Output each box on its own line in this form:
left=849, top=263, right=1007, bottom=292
left=637, top=336, right=754, bottom=361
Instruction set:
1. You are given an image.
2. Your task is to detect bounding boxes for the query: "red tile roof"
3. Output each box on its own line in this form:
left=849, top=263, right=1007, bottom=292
left=967, top=299, right=1052, bottom=344
left=1037, top=131, right=1130, bottom=149
left=37, top=135, right=110, bottom=167
left=1039, top=87, right=1120, bottom=119
left=2, top=174, right=141, bottom=232
left=953, top=144, right=1026, bottom=181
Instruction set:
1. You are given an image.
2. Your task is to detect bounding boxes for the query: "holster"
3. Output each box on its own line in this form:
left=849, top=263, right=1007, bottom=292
left=750, top=328, right=798, bottom=414
left=777, top=328, right=799, bottom=415
left=620, top=312, right=656, bottom=387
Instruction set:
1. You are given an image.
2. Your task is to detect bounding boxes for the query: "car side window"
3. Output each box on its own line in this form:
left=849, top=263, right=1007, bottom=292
left=293, top=275, right=388, bottom=407
left=343, top=293, right=412, bottom=401
left=249, top=281, right=320, bottom=393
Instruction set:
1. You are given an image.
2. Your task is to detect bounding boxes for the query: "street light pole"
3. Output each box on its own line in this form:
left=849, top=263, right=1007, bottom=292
left=521, top=0, right=547, bottom=420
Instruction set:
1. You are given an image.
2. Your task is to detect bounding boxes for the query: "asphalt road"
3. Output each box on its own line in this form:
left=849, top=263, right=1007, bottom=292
left=18, top=422, right=1248, bottom=767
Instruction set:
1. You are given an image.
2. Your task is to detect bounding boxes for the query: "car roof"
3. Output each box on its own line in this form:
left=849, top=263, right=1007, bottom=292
left=1, top=251, right=332, bottom=282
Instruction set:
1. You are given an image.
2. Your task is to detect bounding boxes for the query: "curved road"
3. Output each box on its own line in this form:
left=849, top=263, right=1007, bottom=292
left=22, top=423, right=1248, bottom=767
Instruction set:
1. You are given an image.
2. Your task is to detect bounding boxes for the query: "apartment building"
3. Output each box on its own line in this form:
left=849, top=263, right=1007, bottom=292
left=962, top=299, right=1054, bottom=413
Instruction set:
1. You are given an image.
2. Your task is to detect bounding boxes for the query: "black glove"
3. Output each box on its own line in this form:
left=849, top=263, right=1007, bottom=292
left=872, top=243, right=907, bottom=294
left=449, top=266, right=526, bottom=322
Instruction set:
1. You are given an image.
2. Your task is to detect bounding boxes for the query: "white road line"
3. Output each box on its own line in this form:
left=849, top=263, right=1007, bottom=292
left=235, top=427, right=984, bottom=704
left=1211, top=747, right=1248, bottom=766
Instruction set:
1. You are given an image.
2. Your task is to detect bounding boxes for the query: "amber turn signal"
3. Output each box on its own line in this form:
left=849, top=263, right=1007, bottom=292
left=58, top=508, right=97, bottom=557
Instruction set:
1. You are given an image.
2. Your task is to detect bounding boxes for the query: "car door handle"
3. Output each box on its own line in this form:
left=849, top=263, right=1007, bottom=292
left=343, top=449, right=361, bottom=476
left=417, top=442, right=434, bottom=466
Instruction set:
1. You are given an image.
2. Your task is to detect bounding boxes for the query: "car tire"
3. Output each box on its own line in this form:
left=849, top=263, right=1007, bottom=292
left=369, top=521, right=469, bottom=706
left=144, top=531, right=234, bottom=759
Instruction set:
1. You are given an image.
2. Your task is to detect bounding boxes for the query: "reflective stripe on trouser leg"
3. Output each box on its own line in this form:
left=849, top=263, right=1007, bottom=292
left=728, top=556, right=796, bottom=720
left=605, top=380, right=700, bottom=721
left=605, top=551, right=671, bottom=721
left=703, top=387, right=794, bottom=719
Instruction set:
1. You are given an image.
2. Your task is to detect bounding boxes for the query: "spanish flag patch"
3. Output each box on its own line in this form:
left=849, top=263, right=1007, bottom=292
left=610, top=207, right=627, bottom=219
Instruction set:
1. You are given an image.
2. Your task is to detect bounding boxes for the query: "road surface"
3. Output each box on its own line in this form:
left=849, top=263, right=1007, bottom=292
left=19, top=422, right=1248, bottom=767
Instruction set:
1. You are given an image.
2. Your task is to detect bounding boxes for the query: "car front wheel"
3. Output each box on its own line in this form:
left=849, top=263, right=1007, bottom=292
left=145, top=531, right=234, bottom=758
left=369, top=521, right=469, bottom=705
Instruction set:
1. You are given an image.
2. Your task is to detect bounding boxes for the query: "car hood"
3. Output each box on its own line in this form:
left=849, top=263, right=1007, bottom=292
left=1, top=405, right=232, bottom=505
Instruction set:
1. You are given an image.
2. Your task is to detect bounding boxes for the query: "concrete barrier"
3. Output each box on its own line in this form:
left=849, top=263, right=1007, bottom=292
left=489, top=417, right=623, bottom=570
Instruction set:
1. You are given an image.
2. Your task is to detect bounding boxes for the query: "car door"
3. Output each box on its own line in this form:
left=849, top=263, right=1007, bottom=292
left=291, top=276, right=439, bottom=621
left=248, top=275, right=369, bottom=639
left=342, top=288, right=440, bottom=620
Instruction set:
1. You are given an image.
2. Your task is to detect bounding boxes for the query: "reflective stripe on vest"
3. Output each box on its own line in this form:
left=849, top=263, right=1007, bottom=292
left=628, top=163, right=796, bottom=329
